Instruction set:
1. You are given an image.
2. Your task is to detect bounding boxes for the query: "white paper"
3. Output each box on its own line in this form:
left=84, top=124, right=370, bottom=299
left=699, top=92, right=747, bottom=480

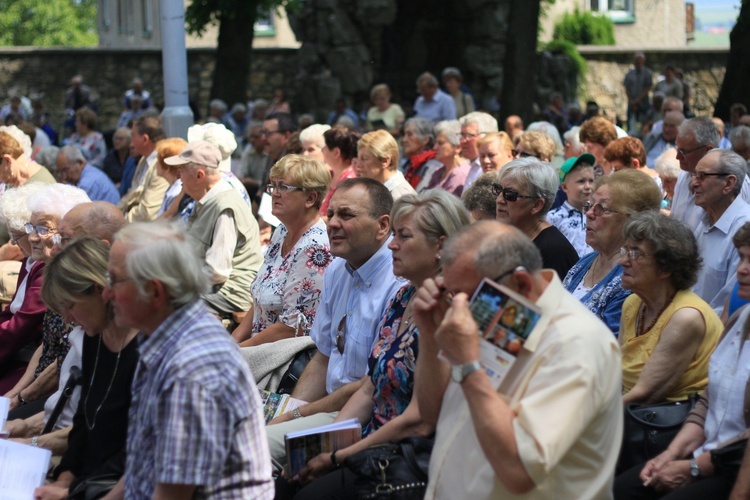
left=285, top=418, right=361, bottom=439
left=0, top=396, right=9, bottom=431
left=257, top=193, right=281, bottom=227
left=0, top=439, right=51, bottom=499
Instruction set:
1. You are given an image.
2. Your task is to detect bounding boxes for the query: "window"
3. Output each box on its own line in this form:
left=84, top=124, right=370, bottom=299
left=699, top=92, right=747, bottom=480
left=141, top=0, right=154, bottom=38
left=117, top=0, right=135, bottom=35
left=254, top=10, right=276, bottom=37
left=589, top=0, right=635, bottom=23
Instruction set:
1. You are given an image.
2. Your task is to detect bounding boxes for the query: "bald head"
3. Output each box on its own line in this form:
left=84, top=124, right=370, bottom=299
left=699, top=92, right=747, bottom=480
left=58, top=201, right=126, bottom=247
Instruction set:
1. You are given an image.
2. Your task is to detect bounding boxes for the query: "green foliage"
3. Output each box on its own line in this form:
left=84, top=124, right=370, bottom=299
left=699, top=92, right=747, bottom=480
left=552, top=8, right=615, bottom=45
left=0, top=0, right=97, bottom=46
left=543, top=39, right=587, bottom=77
left=186, top=0, right=302, bottom=37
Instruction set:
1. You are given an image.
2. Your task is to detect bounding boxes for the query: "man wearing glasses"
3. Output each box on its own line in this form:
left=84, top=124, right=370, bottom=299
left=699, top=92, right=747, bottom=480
left=265, top=178, right=403, bottom=470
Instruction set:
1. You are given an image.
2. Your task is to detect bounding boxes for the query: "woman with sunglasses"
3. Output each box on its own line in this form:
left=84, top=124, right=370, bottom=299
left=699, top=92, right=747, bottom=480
left=562, top=169, right=662, bottom=334
left=233, top=155, right=333, bottom=347
left=494, top=158, right=578, bottom=279
left=277, top=190, right=471, bottom=499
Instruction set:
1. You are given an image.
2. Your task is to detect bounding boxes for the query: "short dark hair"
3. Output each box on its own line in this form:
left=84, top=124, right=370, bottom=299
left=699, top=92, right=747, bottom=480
left=75, top=107, right=98, bottom=130
left=337, top=178, right=393, bottom=219
left=133, top=115, right=165, bottom=143
left=266, top=112, right=297, bottom=134
left=324, top=125, right=361, bottom=161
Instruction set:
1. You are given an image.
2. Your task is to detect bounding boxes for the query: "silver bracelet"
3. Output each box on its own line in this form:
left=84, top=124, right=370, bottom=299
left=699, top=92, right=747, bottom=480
left=292, top=407, right=303, bottom=420
left=31, top=435, right=39, bottom=447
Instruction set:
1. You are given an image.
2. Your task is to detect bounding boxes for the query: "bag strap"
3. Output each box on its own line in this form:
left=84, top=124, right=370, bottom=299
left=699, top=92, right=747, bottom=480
left=399, top=439, right=429, bottom=482
left=42, top=365, right=82, bottom=435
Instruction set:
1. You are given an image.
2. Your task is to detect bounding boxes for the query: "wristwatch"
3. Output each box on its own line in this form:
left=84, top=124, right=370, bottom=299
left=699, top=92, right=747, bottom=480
left=291, top=407, right=303, bottom=420
left=450, top=360, right=483, bottom=384
left=689, top=458, right=701, bottom=479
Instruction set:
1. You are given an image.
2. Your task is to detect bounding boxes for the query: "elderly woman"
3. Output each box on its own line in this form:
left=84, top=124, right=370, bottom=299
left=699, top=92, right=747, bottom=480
left=401, top=117, right=441, bottom=192
left=234, top=155, right=332, bottom=347
left=281, top=190, right=471, bottom=498
left=102, top=126, right=132, bottom=184
left=619, top=211, right=722, bottom=405
left=495, top=158, right=578, bottom=278
left=613, top=221, right=750, bottom=498
left=29, top=237, right=139, bottom=500
left=579, top=116, right=618, bottom=176
left=66, top=107, right=107, bottom=169
left=563, top=126, right=586, bottom=159
left=299, top=124, right=331, bottom=163
left=425, top=120, right=470, bottom=197
left=513, top=130, right=556, bottom=163
left=604, top=136, right=661, bottom=188
left=462, top=171, right=501, bottom=221
left=528, top=121, right=565, bottom=169
left=154, top=138, right=188, bottom=217
left=0, top=182, right=48, bottom=393
left=356, top=130, right=415, bottom=201
left=563, top=169, right=662, bottom=334
left=0, top=126, right=56, bottom=188
left=319, top=125, right=360, bottom=216
left=4, top=184, right=90, bottom=412
left=654, top=147, right=680, bottom=212
left=367, top=84, right=405, bottom=134
left=477, top=132, right=514, bottom=173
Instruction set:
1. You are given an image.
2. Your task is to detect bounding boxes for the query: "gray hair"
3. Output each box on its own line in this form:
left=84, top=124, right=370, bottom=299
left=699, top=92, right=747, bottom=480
left=443, top=220, right=543, bottom=278
left=563, top=126, right=586, bottom=156
left=416, top=72, right=439, bottom=87
left=710, top=149, right=747, bottom=197
left=299, top=124, right=331, bottom=148
left=0, top=125, right=32, bottom=157
left=0, top=182, right=47, bottom=231
left=404, top=117, right=435, bottom=148
left=60, top=145, right=86, bottom=164
left=678, top=116, right=720, bottom=148
left=459, top=112, right=499, bottom=134
left=114, top=221, right=209, bottom=309
left=209, top=99, right=228, bottom=114
left=114, top=126, right=132, bottom=140
left=528, top=121, right=564, bottom=158
left=391, top=189, right=471, bottom=244
left=654, top=147, right=681, bottom=180
left=730, top=125, right=750, bottom=150
left=27, top=184, right=90, bottom=221
left=462, top=171, right=502, bottom=220
left=623, top=211, right=701, bottom=290
left=498, top=158, right=559, bottom=218
left=35, top=146, right=60, bottom=170
left=434, top=120, right=462, bottom=147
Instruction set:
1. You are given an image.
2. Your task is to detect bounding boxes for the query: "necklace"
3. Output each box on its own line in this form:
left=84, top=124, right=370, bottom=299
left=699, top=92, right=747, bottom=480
left=84, top=333, right=124, bottom=431
left=636, top=291, right=676, bottom=337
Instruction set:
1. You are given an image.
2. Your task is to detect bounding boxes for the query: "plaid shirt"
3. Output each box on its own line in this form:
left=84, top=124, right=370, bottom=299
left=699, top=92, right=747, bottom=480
left=125, top=300, right=273, bottom=499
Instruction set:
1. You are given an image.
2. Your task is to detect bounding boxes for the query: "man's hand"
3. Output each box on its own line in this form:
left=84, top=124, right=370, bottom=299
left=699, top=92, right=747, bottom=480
left=434, top=293, right=481, bottom=366
left=295, top=452, right=333, bottom=485
left=412, top=277, right=452, bottom=337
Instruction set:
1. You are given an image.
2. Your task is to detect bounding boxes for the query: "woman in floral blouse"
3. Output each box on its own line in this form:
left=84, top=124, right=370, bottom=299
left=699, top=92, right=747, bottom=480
left=234, top=155, right=332, bottom=347
left=66, top=107, right=107, bottom=169
left=288, top=189, right=471, bottom=497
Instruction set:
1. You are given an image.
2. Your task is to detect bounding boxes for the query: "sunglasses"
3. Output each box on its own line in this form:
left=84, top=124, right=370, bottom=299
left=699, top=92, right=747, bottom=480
left=336, top=315, right=347, bottom=355
left=492, top=184, right=536, bottom=202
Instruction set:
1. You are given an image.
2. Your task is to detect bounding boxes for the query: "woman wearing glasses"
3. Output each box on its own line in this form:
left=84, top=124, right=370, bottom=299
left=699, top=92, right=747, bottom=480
left=494, top=158, right=578, bottom=278
left=233, top=155, right=333, bottom=347
left=618, top=211, right=721, bottom=405
left=562, top=169, right=662, bottom=334
left=277, top=190, right=470, bottom=499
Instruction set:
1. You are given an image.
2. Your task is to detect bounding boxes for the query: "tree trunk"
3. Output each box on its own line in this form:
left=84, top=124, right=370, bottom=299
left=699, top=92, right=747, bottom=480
left=714, top=0, right=750, bottom=121
left=500, top=0, right=541, bottom=126
left=211, top=3, right=257, bottom=106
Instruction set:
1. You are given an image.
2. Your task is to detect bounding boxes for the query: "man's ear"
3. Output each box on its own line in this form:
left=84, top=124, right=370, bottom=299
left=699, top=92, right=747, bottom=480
left=376, top=214, right=391, bottom=238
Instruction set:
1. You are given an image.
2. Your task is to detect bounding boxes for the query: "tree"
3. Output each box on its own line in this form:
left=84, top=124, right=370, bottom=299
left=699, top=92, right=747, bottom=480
left=501, top=0, right=542, bottom=126
left=714, top=0, right=750, bottom=120
left=185, top=0, right=299, bottom=107
left=0, top=0, right=97, bottom=46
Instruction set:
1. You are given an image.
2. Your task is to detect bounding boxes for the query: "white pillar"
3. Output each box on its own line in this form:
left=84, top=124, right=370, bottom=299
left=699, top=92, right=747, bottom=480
left=159, top=0, right=193, bottom=139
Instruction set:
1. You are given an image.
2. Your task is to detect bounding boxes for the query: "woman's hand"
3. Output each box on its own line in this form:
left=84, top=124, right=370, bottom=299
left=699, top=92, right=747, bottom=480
left=34, top=483, right=68, bottom=500
left=294, top=452, right=334, bottom=485
left=648, top=460, right=693, bottom=492
left=639, top=448, right=676, bottom=484
left=2, top=419, right=28, bottom=438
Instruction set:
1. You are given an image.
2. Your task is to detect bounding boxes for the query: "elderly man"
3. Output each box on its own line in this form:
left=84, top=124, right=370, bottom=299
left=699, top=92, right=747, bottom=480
left=729, top=125, right=750, bottom=161
left=414, top=72, right=456, bottom=122
left=118, top=114, right=169, bottom=222
left=56, top=146, right=119, bottom=204
left=165, top=140, right=262, bottom=320
left=265, top=178, right=402, bottom=466
left=414, top=221, right=622, bottom=499
left=104, top=222, right=273, bottom=498
left=460, top=112, right=499, bottom=188
left=691, top=149, right=750, bottom=314
left=259, top=112, right=297, bottom=197
left=505, top=115, right=524, bottom=140
left=643, top=110, right=683, bottom=168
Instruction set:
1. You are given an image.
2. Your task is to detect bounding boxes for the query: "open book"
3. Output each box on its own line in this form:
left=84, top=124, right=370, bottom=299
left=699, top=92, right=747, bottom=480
left=0, top=439, right=51, bottom=499
left=284, top=418, right=361, bottom=479
left=469, top=277, right=542, bottom=387
left=259, top=389, right=306, bottom=424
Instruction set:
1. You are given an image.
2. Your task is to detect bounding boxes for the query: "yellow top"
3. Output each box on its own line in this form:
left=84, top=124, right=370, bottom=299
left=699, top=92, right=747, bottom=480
left=620, top=289, right=722, bottom=401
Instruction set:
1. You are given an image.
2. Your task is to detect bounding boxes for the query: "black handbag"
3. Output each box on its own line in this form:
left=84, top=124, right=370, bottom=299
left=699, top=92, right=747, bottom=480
left=344, top=436, right=433, bottom=499
left=618, top=394, right=699, bottom=473
left=66, top=473, right=119, bottom=500
left=711, top=438, right=749, bottom=479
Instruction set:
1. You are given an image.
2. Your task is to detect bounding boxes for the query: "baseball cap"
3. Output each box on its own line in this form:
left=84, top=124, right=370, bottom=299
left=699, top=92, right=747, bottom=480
left=164, top=140, right=222, bottom=169
left=559, top=153, right=595, bottom=182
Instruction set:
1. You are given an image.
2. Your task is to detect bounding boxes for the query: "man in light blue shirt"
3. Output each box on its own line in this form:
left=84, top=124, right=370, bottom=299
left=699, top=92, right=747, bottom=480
left=265, top=178, right=403, bottom=466
left=414, top=72, right=457, bottom=122
left=57, top=145, right=120, bottom=204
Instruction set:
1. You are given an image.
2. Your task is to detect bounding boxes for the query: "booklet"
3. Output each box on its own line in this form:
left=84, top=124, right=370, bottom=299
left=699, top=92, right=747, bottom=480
left=259, top=389, right=306, bottom=424
left=468, top=277, right=542, bottom=387
left=284, top=418, right=362, bottom=479
left=0, top=396, right=9, bottom=433
left=0, top=438, right=51, bottom=499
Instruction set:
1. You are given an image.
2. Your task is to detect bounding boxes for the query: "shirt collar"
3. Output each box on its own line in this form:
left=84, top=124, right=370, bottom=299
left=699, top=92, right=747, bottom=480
left=198, top=178, right=232, bottom=205
left=706, top=195, right=748, bottom=234
left=344, top=235, right=394, bottom=285
left=137, top=299, right=204, bottom=367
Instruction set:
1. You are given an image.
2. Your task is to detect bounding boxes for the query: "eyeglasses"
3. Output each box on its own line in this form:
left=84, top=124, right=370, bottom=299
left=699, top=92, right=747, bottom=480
left=492, top=184, right=536, bottom=202
left=583, top=202, right=620, bottom=217
left=619, top=246, right=650, bottom=261
left=105, top=272, right=130, bottom=289
left=9, top=232, right=28, bottom=245
left=460, top=132, right=482, bottom=140
left=690, top=171, right=729, bottom=182
left=260, top=129, right=281, bottom=137
left=493, top=266, right=526, bottom=284
left=266, top=183, right=304, bottom=195
left=336, top=315, right=347, bottom=355
left=512, top=149, right=538, bottom=159
left=24, top=223, right=57, bottom=237
left=677, top=145, right=707, bottom=158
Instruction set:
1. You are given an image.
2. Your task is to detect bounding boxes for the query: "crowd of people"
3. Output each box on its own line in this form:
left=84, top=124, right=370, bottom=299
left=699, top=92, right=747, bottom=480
left=1, top=56, right=750, bottom=500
